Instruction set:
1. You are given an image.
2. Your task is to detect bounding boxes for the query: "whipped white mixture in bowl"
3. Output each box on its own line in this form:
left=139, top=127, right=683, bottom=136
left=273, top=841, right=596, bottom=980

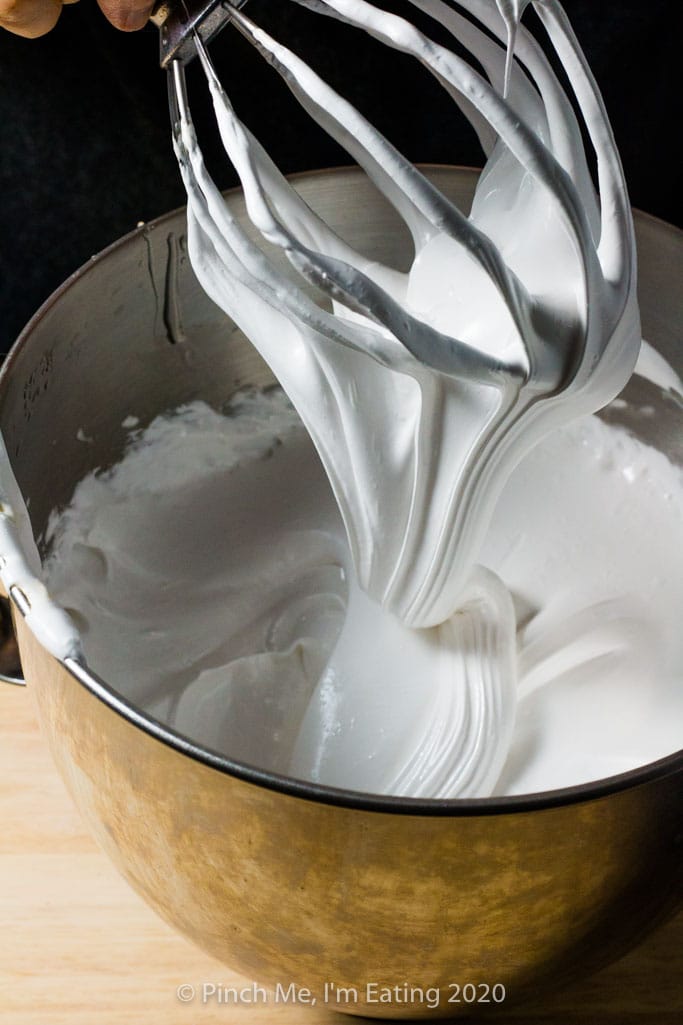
left=40, top=367, right=683, bottom=799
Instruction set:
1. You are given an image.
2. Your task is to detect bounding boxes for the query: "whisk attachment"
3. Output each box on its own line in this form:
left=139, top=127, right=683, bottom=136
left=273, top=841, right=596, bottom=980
left=166, top=0, right=640, bottom=628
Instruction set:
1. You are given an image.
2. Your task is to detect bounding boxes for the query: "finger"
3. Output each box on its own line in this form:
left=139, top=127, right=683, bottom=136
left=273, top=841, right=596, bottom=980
left=96, top=0, right=154, bottom=31
left=0, top=0, right=62, bottom=37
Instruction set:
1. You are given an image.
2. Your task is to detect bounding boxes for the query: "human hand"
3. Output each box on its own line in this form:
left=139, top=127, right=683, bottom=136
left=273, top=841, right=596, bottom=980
left=0, top=0, right=154, bottom=37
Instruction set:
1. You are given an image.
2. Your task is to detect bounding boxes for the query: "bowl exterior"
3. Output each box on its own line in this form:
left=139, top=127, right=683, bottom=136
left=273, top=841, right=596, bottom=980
left=15, top=612, right=683, bottom=1018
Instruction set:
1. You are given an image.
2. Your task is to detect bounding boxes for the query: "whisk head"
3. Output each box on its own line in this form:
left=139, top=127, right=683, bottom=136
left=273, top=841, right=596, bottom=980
left=164, top=0, right=641, bottom=627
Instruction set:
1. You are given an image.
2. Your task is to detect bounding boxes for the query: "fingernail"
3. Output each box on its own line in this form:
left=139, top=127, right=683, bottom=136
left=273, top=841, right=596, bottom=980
left=119, top=6, right=151, bottom=31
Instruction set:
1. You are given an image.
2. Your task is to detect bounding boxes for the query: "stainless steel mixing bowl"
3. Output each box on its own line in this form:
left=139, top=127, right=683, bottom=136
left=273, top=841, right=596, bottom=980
left=1, top=168, right=681, bottom=1019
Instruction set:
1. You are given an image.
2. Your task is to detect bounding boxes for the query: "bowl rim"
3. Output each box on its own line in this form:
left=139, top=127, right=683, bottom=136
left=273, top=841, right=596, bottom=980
left=2, top=164, right=682, bottom=818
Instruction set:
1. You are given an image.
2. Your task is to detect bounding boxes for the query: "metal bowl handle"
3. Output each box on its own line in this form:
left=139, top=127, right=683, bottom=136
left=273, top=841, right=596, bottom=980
left=0, top=590, right=25, bottom=686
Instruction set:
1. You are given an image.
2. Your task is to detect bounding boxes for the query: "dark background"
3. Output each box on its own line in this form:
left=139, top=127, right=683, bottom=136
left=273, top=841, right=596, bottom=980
left=0, top=0, right=680, bottom=356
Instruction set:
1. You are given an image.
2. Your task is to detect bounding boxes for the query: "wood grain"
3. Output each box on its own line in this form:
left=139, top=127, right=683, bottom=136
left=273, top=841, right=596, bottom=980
left=1, top=683, right=681, bottom=1024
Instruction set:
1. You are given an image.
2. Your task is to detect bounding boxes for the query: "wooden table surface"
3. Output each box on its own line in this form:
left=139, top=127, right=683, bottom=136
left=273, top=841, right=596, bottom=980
left=1, top=683, right=681, bottom=1025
